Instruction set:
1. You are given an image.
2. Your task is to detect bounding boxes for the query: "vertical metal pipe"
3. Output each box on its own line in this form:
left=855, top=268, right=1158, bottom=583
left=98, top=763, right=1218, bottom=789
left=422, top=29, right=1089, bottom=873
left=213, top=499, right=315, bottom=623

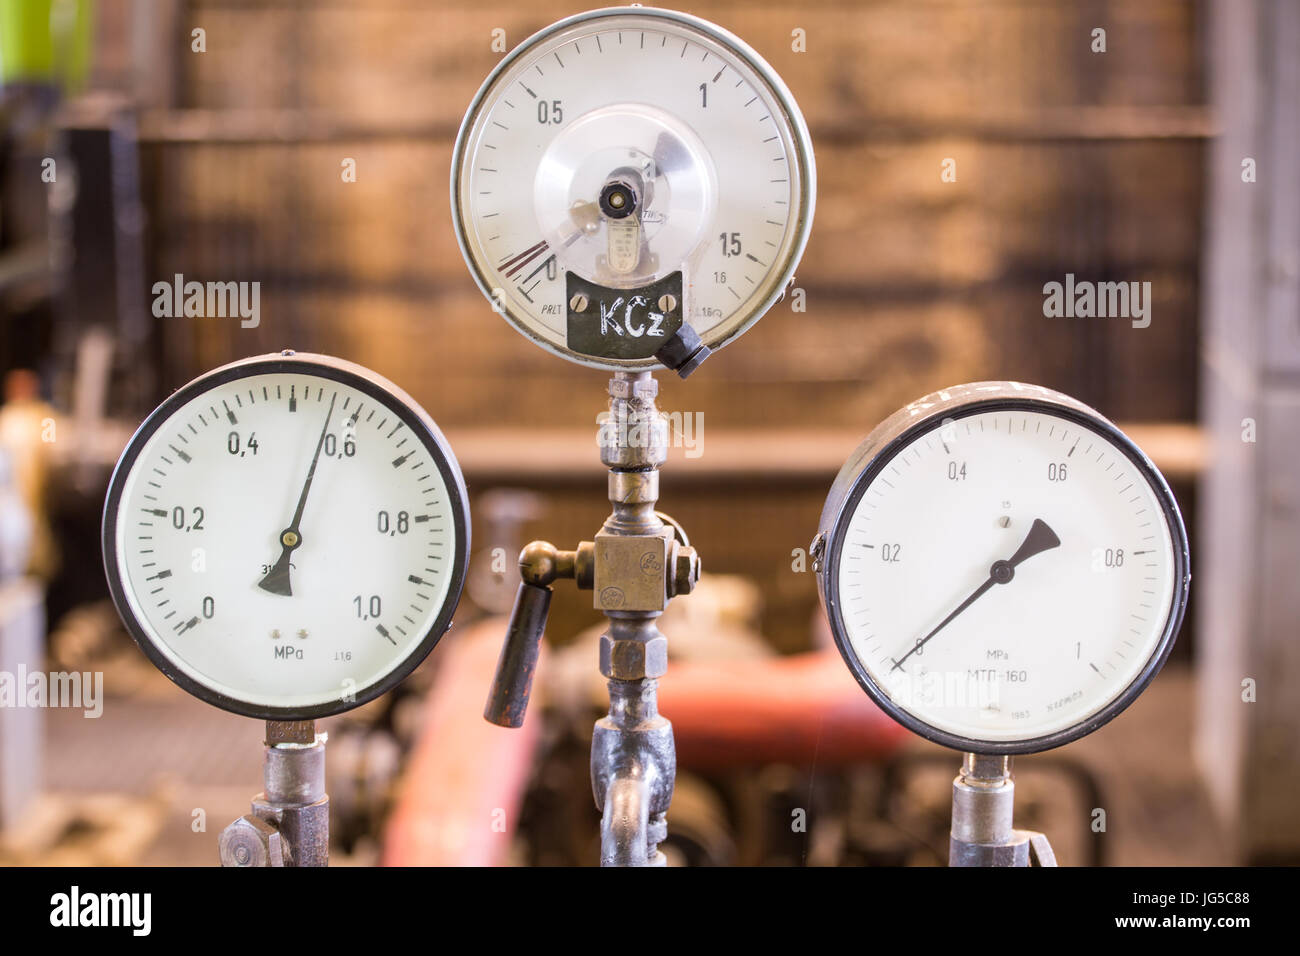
left=949, top=752, right=1030, bottom=867
left=591, top=373, right=677, bottom=866
left=221, top=720, right=331, bottom=867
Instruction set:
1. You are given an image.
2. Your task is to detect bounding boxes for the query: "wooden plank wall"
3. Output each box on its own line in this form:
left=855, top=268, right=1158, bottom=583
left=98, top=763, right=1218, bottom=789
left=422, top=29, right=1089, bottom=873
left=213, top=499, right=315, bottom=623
left=121, top=0, right=1205, bottom=651
left=1197, top=0, right=1300, bottom=864
left=145, top=0, right=1203, bottom=425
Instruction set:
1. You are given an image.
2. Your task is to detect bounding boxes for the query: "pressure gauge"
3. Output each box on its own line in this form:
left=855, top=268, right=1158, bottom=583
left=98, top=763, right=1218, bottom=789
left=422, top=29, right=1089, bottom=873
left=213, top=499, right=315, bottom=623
left=102, top=353, right=470, bottom=720
left=814, top=382, right=1190, bottom=754
left=452, top=5, right=816, bottom=375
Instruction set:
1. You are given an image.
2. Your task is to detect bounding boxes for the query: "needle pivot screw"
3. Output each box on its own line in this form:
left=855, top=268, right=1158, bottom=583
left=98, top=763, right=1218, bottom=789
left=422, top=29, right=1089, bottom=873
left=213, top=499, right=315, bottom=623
left=599, top=180, right=639, bottom=220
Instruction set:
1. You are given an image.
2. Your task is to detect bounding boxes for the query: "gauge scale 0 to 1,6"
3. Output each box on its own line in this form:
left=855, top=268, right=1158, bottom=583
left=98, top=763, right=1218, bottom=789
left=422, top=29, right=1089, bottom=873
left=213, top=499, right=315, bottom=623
left=454, top=6, right=816, bottom=867
left=453, top=5, right=815, bottom=373
left=102, top=353, right=470, bottom=721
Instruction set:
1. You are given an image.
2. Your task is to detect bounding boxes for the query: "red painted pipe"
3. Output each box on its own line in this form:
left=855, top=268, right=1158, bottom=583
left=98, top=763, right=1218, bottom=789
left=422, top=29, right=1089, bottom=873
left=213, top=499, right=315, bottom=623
left=382, top=616, right=543, bottom=866
left=384, top=627, right=907, bottom=864
left=660, top=651, right=911, bottom=770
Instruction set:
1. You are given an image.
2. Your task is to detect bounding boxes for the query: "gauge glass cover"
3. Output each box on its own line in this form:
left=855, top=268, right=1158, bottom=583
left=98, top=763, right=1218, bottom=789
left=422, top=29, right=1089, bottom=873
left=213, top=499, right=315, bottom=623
left=818, top=383, right=1190, bottom=753
left=452, top=6, right=816, bottom=370
left=103, top=354, right=470, bottom=720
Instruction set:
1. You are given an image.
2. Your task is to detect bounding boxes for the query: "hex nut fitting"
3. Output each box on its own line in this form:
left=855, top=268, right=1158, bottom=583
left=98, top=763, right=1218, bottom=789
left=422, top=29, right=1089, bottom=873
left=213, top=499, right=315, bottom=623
left=600, top=634, right=669, bottom=680
left=670, top=544, right=700, bottom=597
left=609, top=376, right=659, bottom=401
left=219, top=814, right=285, bottom=867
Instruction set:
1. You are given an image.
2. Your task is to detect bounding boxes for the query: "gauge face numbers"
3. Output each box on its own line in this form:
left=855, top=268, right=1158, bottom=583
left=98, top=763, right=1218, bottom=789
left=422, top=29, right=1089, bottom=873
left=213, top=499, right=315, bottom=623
left=105, top=360, right=468, bottom=719
left=829, top=405, right=1185, bottom=751
left=454, top=10, right=813, bottom=368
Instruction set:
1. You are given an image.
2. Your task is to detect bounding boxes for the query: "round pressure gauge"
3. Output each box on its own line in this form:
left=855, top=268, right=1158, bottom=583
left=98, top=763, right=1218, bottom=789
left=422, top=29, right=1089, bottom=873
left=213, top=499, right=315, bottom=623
left=452, top=5, right=816, bottom=375
left=814, top=382, right=1190, bottom=754
left=102, top=353, right=470, bottom=720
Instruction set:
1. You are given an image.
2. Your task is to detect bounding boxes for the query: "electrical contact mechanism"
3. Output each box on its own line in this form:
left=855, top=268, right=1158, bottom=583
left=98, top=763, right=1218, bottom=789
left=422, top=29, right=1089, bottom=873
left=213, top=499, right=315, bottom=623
left=451, top=4, right=815, bottom=378
left=452, top=6, right=816, bottom=866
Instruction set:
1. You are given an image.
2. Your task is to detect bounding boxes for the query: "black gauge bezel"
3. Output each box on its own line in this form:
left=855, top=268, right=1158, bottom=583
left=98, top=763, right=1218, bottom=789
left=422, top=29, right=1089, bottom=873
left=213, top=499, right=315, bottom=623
left=817, top=386, right=1191, bottom=755
left=101, top=352, right=471, bottom=720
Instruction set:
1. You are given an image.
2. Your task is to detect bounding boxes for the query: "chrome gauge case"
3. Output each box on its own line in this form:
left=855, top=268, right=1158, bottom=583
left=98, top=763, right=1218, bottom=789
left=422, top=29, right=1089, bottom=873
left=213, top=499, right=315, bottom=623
left=451, top=5, right=816, bottom=374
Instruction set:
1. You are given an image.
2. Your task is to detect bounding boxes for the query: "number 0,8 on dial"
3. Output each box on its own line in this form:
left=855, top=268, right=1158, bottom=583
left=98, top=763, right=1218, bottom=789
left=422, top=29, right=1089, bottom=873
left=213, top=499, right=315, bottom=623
left=814, top=382, right=1191, bottom=754
left=102, top=353, right=471, bottom=720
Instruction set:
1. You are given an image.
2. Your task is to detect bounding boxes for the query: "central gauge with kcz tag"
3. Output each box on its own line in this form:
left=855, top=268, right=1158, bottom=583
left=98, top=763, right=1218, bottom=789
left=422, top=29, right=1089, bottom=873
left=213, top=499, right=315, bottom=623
left=102, top=353, right=471, bottom=720
left=452, top=5, right=816, bottom=374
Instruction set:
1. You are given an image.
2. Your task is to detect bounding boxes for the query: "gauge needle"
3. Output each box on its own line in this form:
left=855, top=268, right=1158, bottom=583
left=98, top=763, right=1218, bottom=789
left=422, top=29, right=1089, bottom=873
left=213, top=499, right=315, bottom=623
left=890, top=518, right=1061, bottom=672
left=258, top=393, right=338, bottom=596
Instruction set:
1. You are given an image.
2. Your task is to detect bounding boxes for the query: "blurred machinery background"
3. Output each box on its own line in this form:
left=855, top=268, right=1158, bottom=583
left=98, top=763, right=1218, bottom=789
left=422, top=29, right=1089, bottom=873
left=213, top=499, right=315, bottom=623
left=0, top=0, right=1294, bottom=865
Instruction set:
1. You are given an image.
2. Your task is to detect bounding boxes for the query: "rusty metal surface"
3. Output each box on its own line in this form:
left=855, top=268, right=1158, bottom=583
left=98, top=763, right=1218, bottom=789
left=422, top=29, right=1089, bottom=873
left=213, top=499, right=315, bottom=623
left=483, top=583, right=551, bottom=729
left=265, top=720, right=316, bottom=747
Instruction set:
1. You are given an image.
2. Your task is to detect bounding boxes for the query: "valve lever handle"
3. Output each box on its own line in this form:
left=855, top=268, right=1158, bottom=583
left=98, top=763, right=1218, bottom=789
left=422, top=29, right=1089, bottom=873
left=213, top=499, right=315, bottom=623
left=484, top=582, right=552, bottom=728
left=485, top=540, right=590, bottom=728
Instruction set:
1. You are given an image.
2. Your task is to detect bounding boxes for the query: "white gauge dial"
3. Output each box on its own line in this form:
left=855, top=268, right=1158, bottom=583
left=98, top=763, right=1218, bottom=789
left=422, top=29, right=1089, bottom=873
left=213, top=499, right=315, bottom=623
left=452, top=6, right=815, bottom=370
left=817, top=383, right=1190, bottom=753
left=103, top=353, right=470, bottom=719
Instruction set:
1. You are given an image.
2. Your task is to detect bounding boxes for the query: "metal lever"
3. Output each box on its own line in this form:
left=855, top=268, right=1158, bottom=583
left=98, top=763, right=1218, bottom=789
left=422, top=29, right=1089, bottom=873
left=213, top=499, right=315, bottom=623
left=484, top=540, right=593, bottom=727
left=483, top=373, right=699, bottom=866
left=484, top=582, right=551, bottom=727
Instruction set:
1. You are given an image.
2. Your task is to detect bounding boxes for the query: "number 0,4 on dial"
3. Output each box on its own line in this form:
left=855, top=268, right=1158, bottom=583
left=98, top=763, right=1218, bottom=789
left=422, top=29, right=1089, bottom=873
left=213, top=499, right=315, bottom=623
left=102, top=353, right=470, bottom=720
left=814, top=382, right=1191, bottom=754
